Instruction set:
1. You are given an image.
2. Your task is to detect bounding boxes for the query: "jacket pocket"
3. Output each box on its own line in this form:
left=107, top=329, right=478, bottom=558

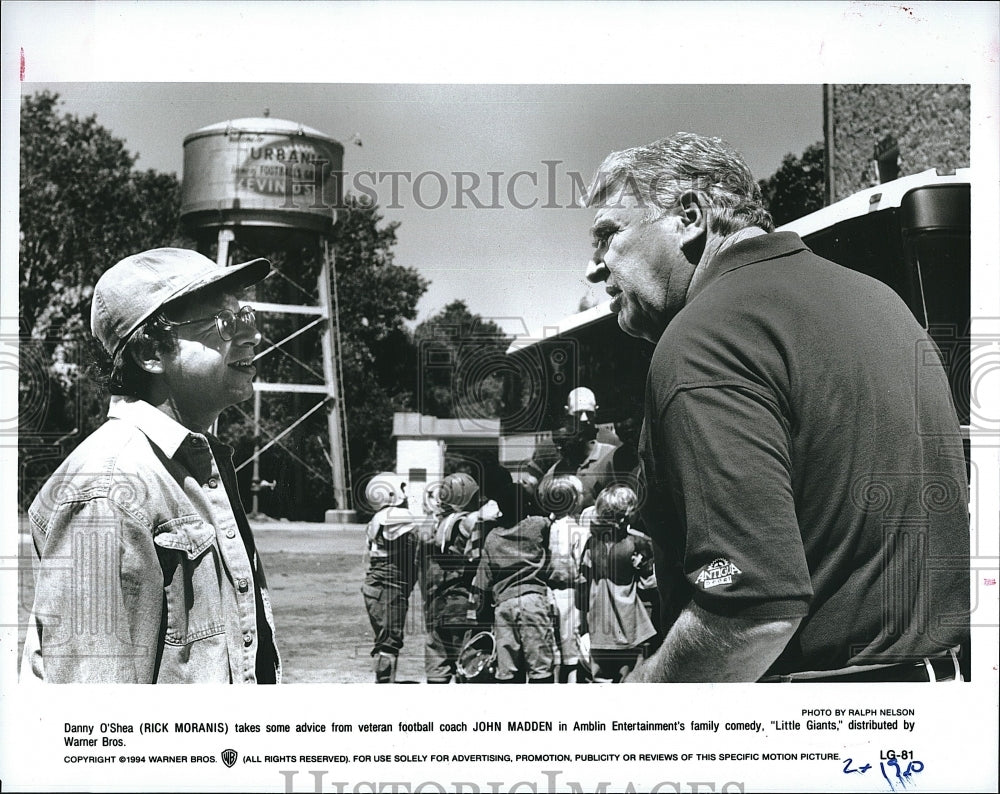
left=153, top=517, right=227, bottom=646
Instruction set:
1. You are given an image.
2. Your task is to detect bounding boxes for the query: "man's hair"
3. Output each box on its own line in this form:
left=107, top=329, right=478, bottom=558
left=91, top=319, right=177, bottom=400
left=589, top=132, right=774, bottom=235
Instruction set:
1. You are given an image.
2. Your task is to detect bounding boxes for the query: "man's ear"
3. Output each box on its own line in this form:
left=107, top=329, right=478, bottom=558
left=128, top=336, right=165, bottom=374
left=677, top=190, right=709, bottom=249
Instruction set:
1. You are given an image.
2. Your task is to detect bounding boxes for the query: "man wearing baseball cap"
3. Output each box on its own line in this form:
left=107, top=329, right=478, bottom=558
left=21, top=248, right=280, bottom=683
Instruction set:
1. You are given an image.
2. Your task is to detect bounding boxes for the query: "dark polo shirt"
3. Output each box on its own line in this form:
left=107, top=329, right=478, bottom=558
left=639, top=231, right=969, bottom=673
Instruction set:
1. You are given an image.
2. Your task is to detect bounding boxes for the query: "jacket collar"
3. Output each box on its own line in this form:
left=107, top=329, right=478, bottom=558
left=107, top=396, right=208, bottom=459
left=687, top=231, right=809, bottom=303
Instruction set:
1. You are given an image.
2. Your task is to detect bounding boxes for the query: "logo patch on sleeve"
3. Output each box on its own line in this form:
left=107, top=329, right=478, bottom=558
left=695, top=558, right=742, bottom=590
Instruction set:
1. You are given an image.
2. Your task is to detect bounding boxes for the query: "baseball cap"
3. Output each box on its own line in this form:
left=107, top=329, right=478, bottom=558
left=91, top=248, right=271, bottom=358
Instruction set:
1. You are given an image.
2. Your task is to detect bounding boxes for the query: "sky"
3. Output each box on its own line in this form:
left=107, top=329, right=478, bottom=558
left=19, top=82, right=823, bottom=336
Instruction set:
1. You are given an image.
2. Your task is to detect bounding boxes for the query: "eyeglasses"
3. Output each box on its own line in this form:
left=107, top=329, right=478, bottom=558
left=158, top=306, right=257, bottom=342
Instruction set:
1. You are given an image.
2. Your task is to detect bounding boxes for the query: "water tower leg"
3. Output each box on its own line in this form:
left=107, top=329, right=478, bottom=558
left=216, top=228, right=235, bottom=267
left=318, top=255, right=351, bottom=520
left=251, top=388, right=262, bottom=517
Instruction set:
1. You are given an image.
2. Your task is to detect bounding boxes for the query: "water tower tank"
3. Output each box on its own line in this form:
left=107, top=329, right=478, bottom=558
left=181, top=117, right=344, bottom=235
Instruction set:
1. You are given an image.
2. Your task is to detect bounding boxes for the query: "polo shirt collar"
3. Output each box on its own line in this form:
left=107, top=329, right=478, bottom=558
left=583, top=441, right=606, bottom=465
left=107, top=396, right=207, bottom=459
left=687, top=231, right=808, bottom=302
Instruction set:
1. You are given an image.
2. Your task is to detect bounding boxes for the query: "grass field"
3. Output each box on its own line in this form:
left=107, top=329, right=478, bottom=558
left=17, top=522, right=430, bottom=684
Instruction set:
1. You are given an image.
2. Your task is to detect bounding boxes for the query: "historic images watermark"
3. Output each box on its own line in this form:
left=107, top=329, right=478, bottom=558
left=277, top=769, right=747, bottom=793
left=276, top=158, right=751, bottom=215
left=915, top=323, right=998, bottom=442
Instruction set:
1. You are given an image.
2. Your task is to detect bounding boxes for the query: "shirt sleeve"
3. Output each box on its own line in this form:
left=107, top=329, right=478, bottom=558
left=23, top=497, right=164, bottom=683
left=658, top=385, right=812, bottom=619
left=471, top=544, right=494, bottom=617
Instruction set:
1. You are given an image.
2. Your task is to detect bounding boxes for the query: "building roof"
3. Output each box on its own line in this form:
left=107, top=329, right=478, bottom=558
left=505, top=300, right=614, bottom=354
left=779, top=167, right=970, bottom=237
left=392, top=412, right=500, bottom=439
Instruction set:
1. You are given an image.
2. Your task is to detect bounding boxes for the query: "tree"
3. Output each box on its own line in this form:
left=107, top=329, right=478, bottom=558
left=20, top=93, right=183, bottom=345
left=759, top=142, right=826, bottom=227
left=413, top=300, right=512, bottom=421
left=18, top=91, right=183, bottom=508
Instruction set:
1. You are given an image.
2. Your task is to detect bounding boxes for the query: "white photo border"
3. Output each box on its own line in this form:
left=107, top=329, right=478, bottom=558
left=1, top=2, right=997, bottom=793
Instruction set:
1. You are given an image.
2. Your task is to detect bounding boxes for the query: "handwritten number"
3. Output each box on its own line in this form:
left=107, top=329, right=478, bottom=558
left=845, top=758, right=924, bottom=789
left=880, top=762, right=895, bottom=791
left=878, top=758, right=925, bottom=789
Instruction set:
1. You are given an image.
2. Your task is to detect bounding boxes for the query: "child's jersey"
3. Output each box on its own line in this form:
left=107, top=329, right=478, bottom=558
left=584, top=526, right=656, bottom=649
left=548, top=515, right=590, bottom=588
left=367, top=505, right=421, bottom=569
left=478, top=516, right=552, bottom=604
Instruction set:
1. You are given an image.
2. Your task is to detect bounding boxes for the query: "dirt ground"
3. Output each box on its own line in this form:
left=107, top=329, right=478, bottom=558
left=253, top=525, right=429, bottom=683
left=17, top=521, right=430, bottom=684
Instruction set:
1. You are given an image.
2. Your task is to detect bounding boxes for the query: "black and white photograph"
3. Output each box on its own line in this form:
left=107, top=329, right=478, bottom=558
left=1, top=2, right=997, bottom=792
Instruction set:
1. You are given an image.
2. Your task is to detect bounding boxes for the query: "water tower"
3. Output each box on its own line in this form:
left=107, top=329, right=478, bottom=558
left=180, top=117, right=351, bottom=519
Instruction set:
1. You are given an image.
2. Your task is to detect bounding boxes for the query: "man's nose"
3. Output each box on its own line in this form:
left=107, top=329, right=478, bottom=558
left=586, top=258, right=609, bottom=283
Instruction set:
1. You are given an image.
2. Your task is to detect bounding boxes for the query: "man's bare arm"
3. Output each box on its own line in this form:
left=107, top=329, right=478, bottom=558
left=625, top=601, right=801, bottom=683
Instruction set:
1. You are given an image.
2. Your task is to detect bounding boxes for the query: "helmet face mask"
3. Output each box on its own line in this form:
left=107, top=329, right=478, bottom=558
left=457, top=631, right=497, bottom=682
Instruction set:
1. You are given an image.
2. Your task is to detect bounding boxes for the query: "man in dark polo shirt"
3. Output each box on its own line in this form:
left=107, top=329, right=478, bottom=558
left=583, top=132, right=969, bottom=682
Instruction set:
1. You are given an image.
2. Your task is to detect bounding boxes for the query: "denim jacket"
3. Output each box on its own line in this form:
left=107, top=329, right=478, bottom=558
left=21, top=398, right=281, bottom=683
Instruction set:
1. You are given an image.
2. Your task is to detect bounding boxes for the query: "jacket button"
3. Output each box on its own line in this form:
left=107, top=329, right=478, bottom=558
left=208, top=478, right=219, bottom=488
left=243, top=633, right=253, bottom=647
left=237, top=578, right=249, bottom=592
left=226, top=529, right=237, bottom=539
